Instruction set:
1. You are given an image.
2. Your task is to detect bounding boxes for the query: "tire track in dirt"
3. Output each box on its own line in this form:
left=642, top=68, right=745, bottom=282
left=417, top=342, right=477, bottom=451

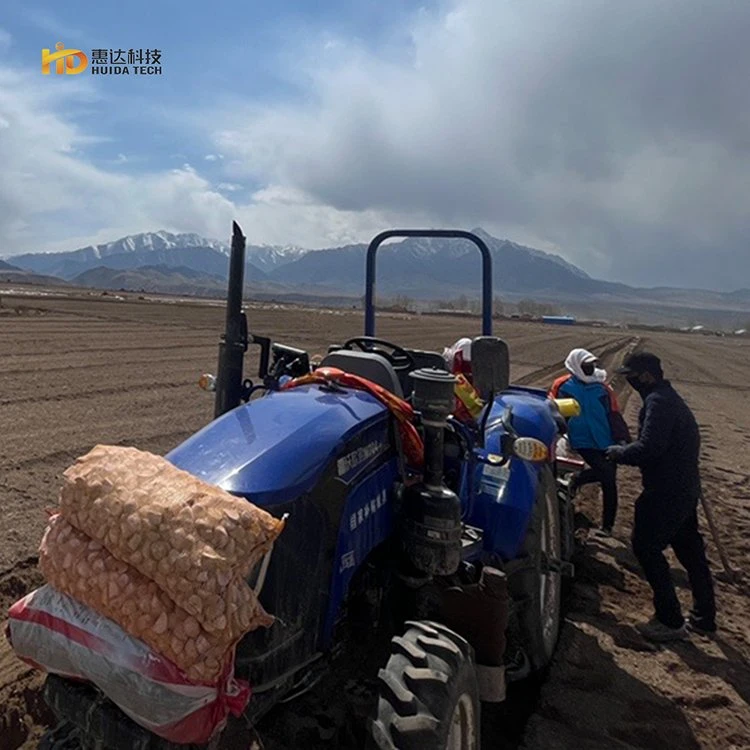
left=2, top=428, right=200, bottom=471
left=656, top=379, right=750, bottom=394
left=3, top=303, right=214, bottom=329
left=1, top=342, right=213, bottom=359
left=3, top=294, right=749, bottom=749
left=0, top=353, right=215, bottom=378
left=514, top=336, right=638, bottom=389
left=1, top=379, right=201, bottom=406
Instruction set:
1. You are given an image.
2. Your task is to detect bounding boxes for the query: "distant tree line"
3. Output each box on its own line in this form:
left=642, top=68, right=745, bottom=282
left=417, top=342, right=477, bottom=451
left=516, top=298, right=562, bottom=317
left=429, top=296, right=506, bottom=316
left=359, top=293, right=563, bottom=318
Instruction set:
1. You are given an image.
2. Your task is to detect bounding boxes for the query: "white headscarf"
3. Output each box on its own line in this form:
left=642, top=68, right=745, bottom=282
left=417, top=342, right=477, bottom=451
left=565, top=348, right=607, bottom=384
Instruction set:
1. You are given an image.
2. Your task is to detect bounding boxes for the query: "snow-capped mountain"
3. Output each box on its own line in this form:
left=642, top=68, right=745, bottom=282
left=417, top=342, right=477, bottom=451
left=267, top=228, right=596, bottom=297
left=8, top=232, right=308, bottom=280
left=7, top=227, right=597, bottom=298
left=246, top=244, right=308, bottom=273
left=91, top=231, right=229, bottom=256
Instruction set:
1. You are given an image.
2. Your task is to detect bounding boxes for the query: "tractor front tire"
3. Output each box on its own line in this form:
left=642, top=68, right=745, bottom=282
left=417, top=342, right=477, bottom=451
left=509, top=464, right=562, bottom=672
left=370, top=620, right=480, bottom=750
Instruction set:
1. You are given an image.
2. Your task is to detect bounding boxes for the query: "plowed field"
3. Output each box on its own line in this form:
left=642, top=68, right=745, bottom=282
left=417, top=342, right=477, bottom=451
left=1, top=289, right=748, bottom=749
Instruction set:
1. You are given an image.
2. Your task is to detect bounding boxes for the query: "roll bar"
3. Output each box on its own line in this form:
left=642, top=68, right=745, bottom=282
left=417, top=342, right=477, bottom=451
left=364, top=230, right=493, bottom=337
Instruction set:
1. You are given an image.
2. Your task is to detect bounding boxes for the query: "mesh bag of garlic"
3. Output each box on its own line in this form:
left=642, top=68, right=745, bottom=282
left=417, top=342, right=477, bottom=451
left=57, top=444, right=285, bottom=633
left=39, top=514, right=273, bottom=682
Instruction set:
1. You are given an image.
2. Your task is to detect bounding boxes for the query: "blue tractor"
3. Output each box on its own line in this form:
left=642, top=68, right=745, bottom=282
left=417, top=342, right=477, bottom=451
left=41, top=224, right=579, bottom=750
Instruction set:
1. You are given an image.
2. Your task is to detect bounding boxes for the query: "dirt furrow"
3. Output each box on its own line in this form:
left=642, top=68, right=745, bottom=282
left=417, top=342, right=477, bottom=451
left=515, top=335, right=637, bottom=388
left=0, top=293, right=748, bottom=749
left=1, top=378, right=202, bottom=407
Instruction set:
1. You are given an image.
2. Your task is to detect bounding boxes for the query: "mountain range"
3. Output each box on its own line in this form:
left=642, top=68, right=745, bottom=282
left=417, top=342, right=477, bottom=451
left=0, top=258, right=68, bottom=286
left=4, top=229, right=750, bottom=326
left=4, top=228, right=606, bottom=295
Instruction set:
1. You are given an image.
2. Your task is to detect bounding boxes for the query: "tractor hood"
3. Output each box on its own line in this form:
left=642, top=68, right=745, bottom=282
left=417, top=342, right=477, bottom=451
left=166, top=385, right=388, bottom=506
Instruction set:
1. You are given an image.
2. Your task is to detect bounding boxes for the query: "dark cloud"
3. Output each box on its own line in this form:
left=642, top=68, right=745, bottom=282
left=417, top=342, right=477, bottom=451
left=219, top=0, right=750, bottom=290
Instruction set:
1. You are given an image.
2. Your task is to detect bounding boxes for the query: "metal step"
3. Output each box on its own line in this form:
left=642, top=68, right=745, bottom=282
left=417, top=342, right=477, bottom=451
left=541, top=552, right=575, bottom=578
left=460, top=523, right=484, bottom=559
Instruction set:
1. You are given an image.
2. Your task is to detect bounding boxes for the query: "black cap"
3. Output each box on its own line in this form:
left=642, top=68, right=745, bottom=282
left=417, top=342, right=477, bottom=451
left=615, top=351, right=663, bottom=377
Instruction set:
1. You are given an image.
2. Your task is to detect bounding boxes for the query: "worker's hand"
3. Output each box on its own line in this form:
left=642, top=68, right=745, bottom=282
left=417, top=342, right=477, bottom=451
left=606, top=445, right=626, bottom=462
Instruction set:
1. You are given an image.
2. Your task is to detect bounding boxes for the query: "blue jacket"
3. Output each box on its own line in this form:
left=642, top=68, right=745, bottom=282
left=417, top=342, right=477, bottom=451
left=549, top=375, right=617, bottom=450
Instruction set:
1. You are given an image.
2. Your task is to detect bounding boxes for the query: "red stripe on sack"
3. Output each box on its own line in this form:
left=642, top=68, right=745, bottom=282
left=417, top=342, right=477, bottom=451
left=10, top=592, right=253, bottom=709
left=24, top=659, right=84, bottom=683
left=10, top=597, right=196, bottom=686
left=145, top=683, right=250, bottom=745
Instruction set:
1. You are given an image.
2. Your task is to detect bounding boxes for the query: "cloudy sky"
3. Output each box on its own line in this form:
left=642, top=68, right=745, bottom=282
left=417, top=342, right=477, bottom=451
left=1, top=0, right=748, bottom=290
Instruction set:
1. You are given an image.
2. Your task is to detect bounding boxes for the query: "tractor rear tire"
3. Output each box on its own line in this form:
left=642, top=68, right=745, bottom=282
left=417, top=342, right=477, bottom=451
left=369, top=620, right=480, bottom=750
left=509, top=464, right=562, bottom=672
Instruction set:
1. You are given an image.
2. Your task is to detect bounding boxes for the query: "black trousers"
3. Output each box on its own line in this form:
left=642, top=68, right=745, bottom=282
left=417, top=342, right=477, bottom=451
left=576, top=448, right=618, bottom=530
left=632, top=493, right=716, bottom=629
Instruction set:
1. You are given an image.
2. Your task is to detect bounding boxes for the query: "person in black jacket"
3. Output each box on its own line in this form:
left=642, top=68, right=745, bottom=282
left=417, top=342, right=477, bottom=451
left=606, top=352, right=716, bottom=642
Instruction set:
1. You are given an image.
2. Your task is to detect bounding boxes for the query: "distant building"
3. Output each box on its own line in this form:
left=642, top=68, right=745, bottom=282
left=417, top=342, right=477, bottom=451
left=542, top=315, right=576, bottom=326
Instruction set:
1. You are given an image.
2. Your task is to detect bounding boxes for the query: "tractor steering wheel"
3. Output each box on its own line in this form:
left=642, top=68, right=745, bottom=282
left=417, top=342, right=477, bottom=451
left=341, top=336, right=415, bottom=374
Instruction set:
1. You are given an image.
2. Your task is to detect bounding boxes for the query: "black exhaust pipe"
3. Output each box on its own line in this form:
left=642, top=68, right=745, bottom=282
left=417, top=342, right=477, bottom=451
left=214, top=221, right=249, bottom=418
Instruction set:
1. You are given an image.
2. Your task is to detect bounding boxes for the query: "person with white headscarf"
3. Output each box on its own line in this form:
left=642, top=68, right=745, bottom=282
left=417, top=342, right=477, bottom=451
left=549, top=348, right=630, bottom=535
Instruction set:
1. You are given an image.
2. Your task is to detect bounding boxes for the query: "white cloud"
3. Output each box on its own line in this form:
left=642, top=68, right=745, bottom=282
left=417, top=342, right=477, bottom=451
left=209, top=0, right=750, bottom=290
left=5, top=0, right=750, bottom=292
left=0, top=66, right=238, bottom=254
left=232, top=185, right=429, bottom=249
left=21, top=9, right=86, bottom=43
left=0, top=63, right=400, bottom=256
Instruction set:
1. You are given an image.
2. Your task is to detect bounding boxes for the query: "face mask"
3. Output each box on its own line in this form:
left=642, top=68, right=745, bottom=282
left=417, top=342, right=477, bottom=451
left=581, top=361, right=598, bottom=377
left=627, top=373, right=654, bottom=394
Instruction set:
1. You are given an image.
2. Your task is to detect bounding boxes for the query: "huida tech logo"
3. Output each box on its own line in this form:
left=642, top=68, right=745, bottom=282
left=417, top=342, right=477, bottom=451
left=42, top=44, right=162, bottom=76
left=41, top=42, right=88, bottom=75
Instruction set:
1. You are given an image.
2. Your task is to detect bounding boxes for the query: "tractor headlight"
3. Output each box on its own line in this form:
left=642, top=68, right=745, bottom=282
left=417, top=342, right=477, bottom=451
left=511, top=437, right=549, bottom=462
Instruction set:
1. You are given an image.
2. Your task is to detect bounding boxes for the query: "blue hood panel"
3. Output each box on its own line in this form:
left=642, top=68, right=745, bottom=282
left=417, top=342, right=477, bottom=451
left=166, top=386, right=388, bottom=506
left=486, top=386, right=558, bottom=447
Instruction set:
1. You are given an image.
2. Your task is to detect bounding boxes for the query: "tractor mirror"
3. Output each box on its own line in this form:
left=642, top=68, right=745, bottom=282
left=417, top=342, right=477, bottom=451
left=471, top=337, right=510, bottom=399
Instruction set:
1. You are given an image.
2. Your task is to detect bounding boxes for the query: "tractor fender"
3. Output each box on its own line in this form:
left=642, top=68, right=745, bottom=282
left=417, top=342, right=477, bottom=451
left=468, top=387, right=560, bottom=560
left=469, top=456, right=545, bottom=560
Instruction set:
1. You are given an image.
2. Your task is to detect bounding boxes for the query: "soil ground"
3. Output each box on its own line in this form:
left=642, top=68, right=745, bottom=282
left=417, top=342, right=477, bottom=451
left=1, top=287, right=748, bottom=749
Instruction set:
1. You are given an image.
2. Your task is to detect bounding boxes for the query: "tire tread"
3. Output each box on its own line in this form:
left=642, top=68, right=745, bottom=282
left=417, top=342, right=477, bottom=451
left=370, top=622, right=479, bottom=749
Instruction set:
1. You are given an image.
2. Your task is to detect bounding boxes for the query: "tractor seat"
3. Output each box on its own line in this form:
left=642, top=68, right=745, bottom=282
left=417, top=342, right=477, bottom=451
left=317, top=350, right=404, bottom=398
